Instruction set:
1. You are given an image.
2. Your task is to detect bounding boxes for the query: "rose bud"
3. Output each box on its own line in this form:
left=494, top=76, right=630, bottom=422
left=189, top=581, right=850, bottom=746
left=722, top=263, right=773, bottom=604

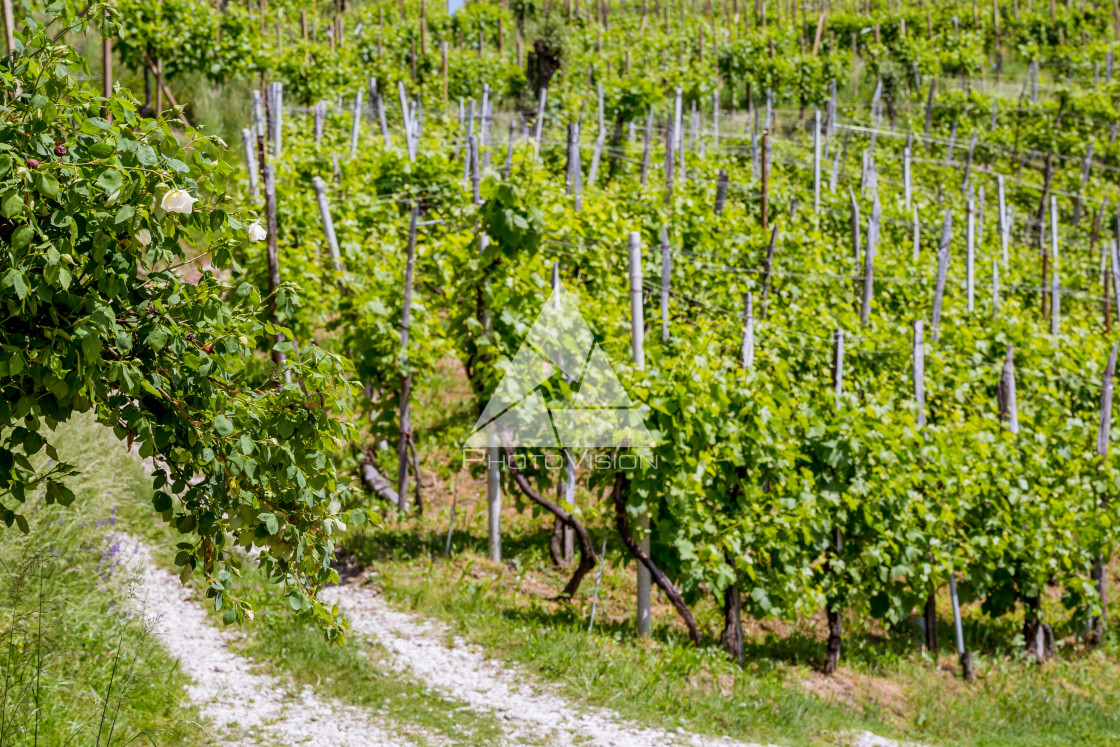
left=26, top=158, right=39, bottom=170
left=54, top=145, right=67, bottom=156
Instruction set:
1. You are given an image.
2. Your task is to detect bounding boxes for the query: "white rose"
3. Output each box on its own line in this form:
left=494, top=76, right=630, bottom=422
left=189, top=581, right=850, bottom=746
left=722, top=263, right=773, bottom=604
left=135, top=228, right=151, bottom=246
left=247, top=220, right=267, bottom=242
left=160, top=188, right=198, bottom=214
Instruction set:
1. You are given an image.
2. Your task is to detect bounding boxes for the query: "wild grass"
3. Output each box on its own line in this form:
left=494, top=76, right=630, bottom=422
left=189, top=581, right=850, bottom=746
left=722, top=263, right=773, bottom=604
left=0, top=415, right=204, bottom=746
left=193, top=557, right=509, bottom=747
left=342, top=497, right=1120, bottom=747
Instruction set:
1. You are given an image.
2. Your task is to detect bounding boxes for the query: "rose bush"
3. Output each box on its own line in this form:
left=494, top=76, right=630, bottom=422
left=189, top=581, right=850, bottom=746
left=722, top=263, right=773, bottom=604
left=0, top=5, right=365, bottom=640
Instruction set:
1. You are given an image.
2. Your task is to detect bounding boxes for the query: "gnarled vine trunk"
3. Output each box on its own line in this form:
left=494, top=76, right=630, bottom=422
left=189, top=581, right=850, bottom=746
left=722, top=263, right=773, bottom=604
left=549, top=516, right=573, bottom=568
left=503, top=446, right=596, bottom=598
left=824, top=608, right=843, bottom=675
left=360, top=450, right=399, bottom=504
left=924, top=589, right=939, bottom=658
left=610, top=472, right=701, bottom=646
left=1022, top=594, right=1055, bottom=661
left=1090, top=558, right=1108, bottom=647
left=720, top=583, right=743, bottom=665
left=526, top=38, right=561, bottom=109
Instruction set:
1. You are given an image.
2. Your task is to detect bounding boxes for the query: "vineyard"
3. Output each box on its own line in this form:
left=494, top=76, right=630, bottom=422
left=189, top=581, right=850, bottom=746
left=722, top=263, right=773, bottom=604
left=4, top=0, right=1120, bottom=743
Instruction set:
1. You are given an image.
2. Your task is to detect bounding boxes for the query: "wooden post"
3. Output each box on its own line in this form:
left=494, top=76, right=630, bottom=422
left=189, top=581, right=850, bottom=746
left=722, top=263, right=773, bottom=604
left=993, top=260, right=1000, bottom=316
left=825, top=79, right=837, bottom=157
left=931, top=209, right=953, bottom=342
left=849, top=188, right=862, bottom=264
left=924, top=79, right=936, bottom=155
left=1075, top=142, right=1094, bottom=227
left=832, top=328, right=844, bottom=404
left=250, top=88, right=263, bottom=142
left=270, top=82, right=283, bottom=158
left=760, top=224, right=780, bottom=317
left=660, top=227, right=671, bottom=341
left=397, top=81, right=415, bottom=161
left=998, top=175, right=1009, bottom=266
left=1036, top=152, right=1054, bottom=252
left=102, top=11, right=112, bottom=121
left=1091, top=343, right=1118, bottom=646
left=949, top=562, right=974, bottom=681
left=1050, top=195, right=1060, bottom=335
left=480, top=232, right=500, bottom=562
left=263, top=163, right=284, bottom=367
left=533, top=88, right=547, bottom=158
left=588, top=83, right=606, bottom=185
left=1111, top=235, right=1120, bottom=322
left=829, top=148, right=840, bottom=194
left=714, top=170, right=729, bottom=214
left=470, top=135, right=480, bottom=204
left=904, top=147, right=912, bottom=210
left=665, top=116, right=675, bottom=204
left=311, top=176, right=344, bottom=275
left=242, top=128, right=259, bottom=199
left=314, top=101, right=326, bottom=148
left=480, top=85, right=491, bottom=172
left=813, top=109, right=822, bottom=215
left=868, top=79, right=883, bottom=153
left=375, top=93, right=390, bottom=148
left=301, top=10, right=308, bottom=58
left=550, top=262, right=575, bottom=563
left=967, top=195, right=975, bottom=312
left=713, top=91, right=720, bottom=150
left=441, top=41, right=449, bottom=102
left=397, top=204, right=420, bottom=511
left=640, top=108, right=653, bottom=187
left=913, top=320, right=926, bottom=427
left=566, top=121, right=578, bottom=195
left=761, top=130, right=770, bottom=229
left=998, top=345, right=1019, bottom=434
left=504, top=119, right=516, bottom=179
left=350, top=90, right=362, bottom=156
left=461, top=99, right=474, bottom=186
left=912, top=326, right=930, bottom=673
left=672, top=88, right=683, bottom=156
left=2, top=0, right=13, bottom=55
left=913, top=206, right=921, bottom=262
left=572, top=123, right=582, bottom=212
left=962, top=133, right=977, bottom=195
left=739, top=295, right=757, bottom=371
left=628, top=231, right=651, bottom=638
left=155, top=57, right=163, bottom=114
left=861, top=196, right=878, bottom=325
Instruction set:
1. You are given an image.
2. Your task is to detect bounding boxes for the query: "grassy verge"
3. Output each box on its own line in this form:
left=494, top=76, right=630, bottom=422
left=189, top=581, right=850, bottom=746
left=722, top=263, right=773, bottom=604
left=342, top=499, right=1120, bottom=747
left=0, top=415, right=205, bottom=746
left=203, top=559, right=510, bottom=747
left=119, top=432, right=513, bottom=744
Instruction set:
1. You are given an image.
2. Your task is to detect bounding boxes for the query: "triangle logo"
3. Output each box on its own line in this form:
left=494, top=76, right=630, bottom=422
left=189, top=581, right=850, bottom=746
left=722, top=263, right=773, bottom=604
left=466, top=281, right=656, bottom=449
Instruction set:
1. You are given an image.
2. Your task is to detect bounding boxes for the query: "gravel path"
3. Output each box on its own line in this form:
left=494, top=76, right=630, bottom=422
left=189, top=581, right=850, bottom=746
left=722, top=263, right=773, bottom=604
left=129, top=541, right=422, bottom=747
left=128, top=534, right=922, bottom=747
left=321, top=572, right=778, bottom=747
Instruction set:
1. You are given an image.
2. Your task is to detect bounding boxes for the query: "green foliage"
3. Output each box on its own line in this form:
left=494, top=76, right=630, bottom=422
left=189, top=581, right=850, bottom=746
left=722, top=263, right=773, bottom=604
left=0, top=5, right=360, bottom=639
left=115, top=0, right=265, bottom=84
